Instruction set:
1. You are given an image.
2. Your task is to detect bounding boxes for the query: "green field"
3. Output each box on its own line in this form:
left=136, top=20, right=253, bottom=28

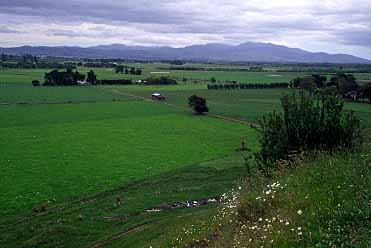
left=0, top=84, right=132, bottom=104
left=0, top=68, right=145, bottom=85
left=0, top=66, right=370, bottom=247
left=0, top=101, right=257, bottom=216
left=113, top=85, right=371, bottom=128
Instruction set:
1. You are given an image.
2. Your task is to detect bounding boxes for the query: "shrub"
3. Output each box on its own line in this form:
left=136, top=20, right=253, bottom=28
left=362, top=83, right=371, bottom=102
left=256, top=91, right=362, bottom=167
left=32, top=80, right=40, bottom=87
left=188, top=95, right=209, bottom=114
left=144, top=77, right=177, bottom=85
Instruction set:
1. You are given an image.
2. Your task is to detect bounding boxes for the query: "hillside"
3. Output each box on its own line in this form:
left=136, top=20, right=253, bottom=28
left=0, top=42, right=370, bottom=64
left=182, top=149, right=371, bottom=247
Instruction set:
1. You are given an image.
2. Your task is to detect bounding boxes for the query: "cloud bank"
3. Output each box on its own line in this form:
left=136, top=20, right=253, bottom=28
left=0, top=0, right=370, bottom=58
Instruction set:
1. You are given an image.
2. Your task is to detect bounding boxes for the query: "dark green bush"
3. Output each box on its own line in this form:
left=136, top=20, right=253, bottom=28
left=188, top=95, right=209, bottom=114
left=32, top=80, right=40, bottom=87
left=256, top=91, right=362, bottom=167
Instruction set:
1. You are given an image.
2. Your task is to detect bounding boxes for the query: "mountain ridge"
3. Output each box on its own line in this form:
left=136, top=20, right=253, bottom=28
left=0, top=42, right=369, bottom=64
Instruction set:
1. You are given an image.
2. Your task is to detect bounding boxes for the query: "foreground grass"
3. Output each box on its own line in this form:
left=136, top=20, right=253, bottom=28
left=0, top=152, right=253, bottom=248
left=184, top=149, right=370, bottom=247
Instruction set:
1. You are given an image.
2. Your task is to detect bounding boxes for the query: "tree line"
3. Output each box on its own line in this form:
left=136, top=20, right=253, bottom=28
left=38, top=69, right=96, bottom=86
left=115, top=65, right=142, bottom=75
left=291, top=73, right=371, bottom=103
left=33, top=69, right=176, bottom=86
left=207, top=82, right=289, bottom=90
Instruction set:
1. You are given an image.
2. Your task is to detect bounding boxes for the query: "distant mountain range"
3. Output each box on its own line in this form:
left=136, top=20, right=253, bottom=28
left=0, top=42, right=370, bottom=64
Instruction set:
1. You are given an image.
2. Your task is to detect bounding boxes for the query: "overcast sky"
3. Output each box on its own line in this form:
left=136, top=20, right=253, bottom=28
left=0, top=0, right=370, bottom=58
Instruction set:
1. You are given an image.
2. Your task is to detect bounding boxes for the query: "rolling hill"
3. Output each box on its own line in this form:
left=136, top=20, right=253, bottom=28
left=0, top=42, right=369, bottom=64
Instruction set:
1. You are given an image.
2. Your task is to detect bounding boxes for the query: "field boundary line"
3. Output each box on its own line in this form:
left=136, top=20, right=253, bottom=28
left=110, top=88, right=260, bottom=128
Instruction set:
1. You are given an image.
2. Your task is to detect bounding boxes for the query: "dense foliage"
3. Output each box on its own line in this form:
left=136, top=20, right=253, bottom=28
left=363, top=83, right=371, bottom=102
left=144, top=77, right=177, bottom=85
left=86, top=70, right=97, bottom=84
left=188, top=95, right=209, bottom=114
left=97, top=79, right=133, bottom=85
left=207, top=82, right=289, bottom=90
left=290, top=73, right=371, bottom=103
left=257, top=91, right=362, bottom=166
left=290, top=74, right=327, bottom=90
left=115, top=65, right=142, bottom=75
left=43, top=68, right=85, bottom=86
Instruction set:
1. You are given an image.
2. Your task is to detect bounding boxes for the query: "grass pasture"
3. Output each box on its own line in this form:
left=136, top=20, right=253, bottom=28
left=113, top=85, right=371, bottom=128
left=0, top=65, right=370, bottom=247
left=0, top=84, right=132, bottom=104
left=0, top=101, right=258, bottom=216
left=167, top=70, right=306, bottom=83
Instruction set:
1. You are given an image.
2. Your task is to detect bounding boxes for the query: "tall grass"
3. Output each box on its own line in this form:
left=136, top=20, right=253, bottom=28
left=185, top=149, right=370, bottom=247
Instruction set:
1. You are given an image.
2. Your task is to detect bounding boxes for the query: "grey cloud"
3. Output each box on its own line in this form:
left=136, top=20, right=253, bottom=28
left=0, top=26, right=19, bottom=33
left=0, top=0, right=370, bottom=58
left=0, top=0, right=191, bottom=25
left=336, top=30, right=371, bottom=46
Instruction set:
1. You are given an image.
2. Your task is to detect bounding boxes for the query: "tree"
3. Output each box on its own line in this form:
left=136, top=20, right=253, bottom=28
left=291, top=75, right=327, bottom=90
left=115, top=65, right=124, bottom=74
left=211, top=77, right=216, bottom=83
left=256, top=91, right=362, bottom=167
left=87, top=70, right=97, bottom=84
left=144, top=77, right=177, bottom=85
left=188, top=95, right=209, bottom=114
left=363, top=83, right=371, bottom=102
left=311, top=74, right=327, bottom=88
left=32, top=80, right=40, bottom=87
left=329, top=73, right=359, bottom=96
left=290, top=77, right=301, bottom=88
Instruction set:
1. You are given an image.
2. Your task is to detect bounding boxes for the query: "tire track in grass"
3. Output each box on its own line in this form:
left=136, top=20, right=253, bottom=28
left=89, top=213, right=194, bottom=248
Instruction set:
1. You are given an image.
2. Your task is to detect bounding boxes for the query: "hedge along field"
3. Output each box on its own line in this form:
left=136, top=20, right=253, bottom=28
left=0, top=101, right=258, bottom=216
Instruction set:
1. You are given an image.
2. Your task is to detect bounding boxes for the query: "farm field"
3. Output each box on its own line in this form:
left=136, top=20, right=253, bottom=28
left=0, top=65, right=370, bottom=247
left=0, top=68, right=146, bottom=85
left=0, top=100, right=258, bottom=216
left=0, top=84, right=132, bottom=104
left=112, top=85, right=371, bottom=128
left=0, top=151, right=252, bottom=248
left=1, top=67, right=369, bottom=86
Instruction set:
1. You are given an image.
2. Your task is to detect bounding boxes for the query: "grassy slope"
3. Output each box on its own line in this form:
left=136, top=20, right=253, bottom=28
left=184, top=149, right=371, bottom=247
left=0, top=101, right=258, bottom=216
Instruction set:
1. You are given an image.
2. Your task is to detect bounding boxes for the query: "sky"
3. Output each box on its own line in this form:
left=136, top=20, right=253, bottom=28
left=0, top=0, right=370, bottom=58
